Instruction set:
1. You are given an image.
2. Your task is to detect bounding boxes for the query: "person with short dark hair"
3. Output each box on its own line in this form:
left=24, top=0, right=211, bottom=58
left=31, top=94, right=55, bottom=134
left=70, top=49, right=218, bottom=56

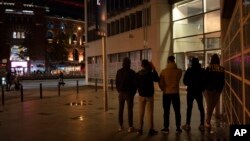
left=182, top=57, right=206, bottom=132
left=115, top=57, right=137, bottom=133
left=204, top=54, right=225, bottom=131
left=136, top=59, right=159, bottom=136
left=159, top=55, right=183, bottom=134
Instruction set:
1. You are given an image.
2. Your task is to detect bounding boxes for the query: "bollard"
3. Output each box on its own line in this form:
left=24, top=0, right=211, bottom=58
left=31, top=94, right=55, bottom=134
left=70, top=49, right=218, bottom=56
left=2, top=86, right=4, bottom=105
left=95, top=78, right=98, bottom=92
left=21, top=85, right=23, bottom=102
left=76, top=80, right=79, bottom=94
left=40, top=83, right=43, bottom=99
left=58, top=83, right=61, bottom=96
left=110, top=79, right=114, bottom=91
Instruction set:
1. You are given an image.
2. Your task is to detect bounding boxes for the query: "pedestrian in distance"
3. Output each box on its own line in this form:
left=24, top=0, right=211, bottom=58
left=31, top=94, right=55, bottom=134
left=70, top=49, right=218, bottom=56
left=6, top=70, right=12, bottom=91
left=136, top=59, right=159, bottom=136
left=204, top=54, right=225, bottom=131
left=58, top=71, right=65, bottom=86
left=115, top=57, right=137, bottom=133
left=182, top=57, right=205, bottom=132
left=159, top=55, right=183, bottom=134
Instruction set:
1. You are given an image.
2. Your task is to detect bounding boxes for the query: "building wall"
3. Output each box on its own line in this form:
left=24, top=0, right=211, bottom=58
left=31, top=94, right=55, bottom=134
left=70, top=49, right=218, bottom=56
left=222, top=0, right=250, bottom=124
left=85, top=0, right=171, bottom=83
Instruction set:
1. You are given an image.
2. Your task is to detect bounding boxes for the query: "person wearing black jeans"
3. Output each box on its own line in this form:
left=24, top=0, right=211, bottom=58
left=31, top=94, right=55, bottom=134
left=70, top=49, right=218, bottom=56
left=116, top=57, right=137, bottom=133
left=159, top=55, right=182, bottom=134
left=182, top=57, right=205, bottom=132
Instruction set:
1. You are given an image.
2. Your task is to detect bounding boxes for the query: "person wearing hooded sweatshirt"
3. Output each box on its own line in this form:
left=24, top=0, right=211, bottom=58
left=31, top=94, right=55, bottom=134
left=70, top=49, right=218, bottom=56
left=115, top=57, right=137, bottom=133
left=204, top=54, right=225, bottom=130
left=136, top=59, right=159, bottom=136
left=159, top=55, right=182, bottom=134
left=182, top=57, right=205, bottom=132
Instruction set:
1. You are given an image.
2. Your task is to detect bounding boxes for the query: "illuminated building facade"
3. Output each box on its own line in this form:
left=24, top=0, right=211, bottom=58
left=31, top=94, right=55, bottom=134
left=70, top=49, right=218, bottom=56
left=0, top=1, right=85, bottom=75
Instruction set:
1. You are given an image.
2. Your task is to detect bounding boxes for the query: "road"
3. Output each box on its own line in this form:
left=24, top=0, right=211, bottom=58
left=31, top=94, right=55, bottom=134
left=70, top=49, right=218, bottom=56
left=20, top=78, right=86, bottom=89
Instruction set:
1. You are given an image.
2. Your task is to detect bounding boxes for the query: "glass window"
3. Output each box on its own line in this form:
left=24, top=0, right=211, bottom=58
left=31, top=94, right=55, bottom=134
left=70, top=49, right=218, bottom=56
left=136, top=11, right=142, bottom=28
left=21, top=32, right=25, bottom=39
left=245, top=83, right=250, bottom=112
left=47, top=31, right=53, bottom=39
left=204, top=32, right=220, bottom=49
left=47, top=22, right=54, bottom=29
left=173, top=0, right=202, bottom=21
left=142, top=49, right=152, bottom=61
left=17, top=32, right=21, bottom=39
left=230, top=34, right=241, bottom=56
left=115, top=20, right=120, bottom=34
left=111, top=21, right=115, bottom=35
left=13, top=32, right=16, bottom=38
left=119, top=52, right=128, bottom=61
left=245, top=53, right=250, bottom=80
left=173, top=15, right=203, bottom=38
left=129, top=51, right=140, bottom=62
left=120, top=18, right=125, bottom=33
left=231, top=76, right=243, bottom=101
left=130, top=13, right=136, bottom=30
left=204, top=10, right=221, bottom=33
left=146, top=7, right=151, bottom=26
left=231, top=56, right=242, bottom=77
left=107, top=23, right=111, bottom=36
left=243, top=0, right=250, bottom=17
left=205, top=50, right=221, bottom=66
left=244, top=17, right=250, bottom=49
left=204, top=0, right=220, bottom=12
left=174, top=35, right=204, bottom=53
left=125, top=16, right=130, bottom=31
left=109, top=54, right=118, bottom=62
left=175, top=53, right=186, bottom=70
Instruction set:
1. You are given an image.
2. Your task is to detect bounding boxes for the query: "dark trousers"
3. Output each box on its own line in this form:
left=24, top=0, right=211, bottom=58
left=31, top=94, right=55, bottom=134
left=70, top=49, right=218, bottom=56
left=163, top=94, right=181, bottom=129
left=185, top=92, right=205, bottom=125
left=118, top=92, right=134, bottom=127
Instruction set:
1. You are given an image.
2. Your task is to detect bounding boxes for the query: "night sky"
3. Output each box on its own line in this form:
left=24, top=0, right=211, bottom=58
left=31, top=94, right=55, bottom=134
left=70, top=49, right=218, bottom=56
left=9, top=0, right=85, bottom=21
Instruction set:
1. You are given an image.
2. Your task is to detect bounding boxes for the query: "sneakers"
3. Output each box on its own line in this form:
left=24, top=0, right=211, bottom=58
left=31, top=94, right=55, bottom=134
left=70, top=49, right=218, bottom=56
left=182, top=124, right=191, bottom=131
left=199, top=125, right=205, bottom=132
left=176, top=128, right=182, bottom=133
left=128, top=127, right=135, bottom=133
left=118, top=126, right=124, bottom=132
left=148, top=129, right=158, bottom=136
left=161, top=128, right=169, bottom=134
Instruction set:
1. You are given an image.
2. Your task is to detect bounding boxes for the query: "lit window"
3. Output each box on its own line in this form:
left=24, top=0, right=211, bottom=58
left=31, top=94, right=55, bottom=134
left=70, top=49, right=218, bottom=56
left=17, top=32, right=20, bottom=38
left=21, top=32, right=25, bottom=39
left=13, top=32, right=16, bottom=38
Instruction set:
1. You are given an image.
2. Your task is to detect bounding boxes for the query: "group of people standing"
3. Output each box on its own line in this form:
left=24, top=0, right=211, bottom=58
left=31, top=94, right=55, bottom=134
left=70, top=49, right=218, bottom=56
left=115, top=54, right=225, bottom=136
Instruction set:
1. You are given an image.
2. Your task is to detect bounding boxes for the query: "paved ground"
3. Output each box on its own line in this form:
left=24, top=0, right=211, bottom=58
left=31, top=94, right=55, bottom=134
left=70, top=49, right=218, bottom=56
left=0, top=85, right=229, bottom=141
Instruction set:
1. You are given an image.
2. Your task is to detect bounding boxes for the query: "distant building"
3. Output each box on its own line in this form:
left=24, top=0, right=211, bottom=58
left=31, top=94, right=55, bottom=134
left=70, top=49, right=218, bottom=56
left=46, top=17, right=85, bottom=75
left=0, top=1, right=85, bottom=76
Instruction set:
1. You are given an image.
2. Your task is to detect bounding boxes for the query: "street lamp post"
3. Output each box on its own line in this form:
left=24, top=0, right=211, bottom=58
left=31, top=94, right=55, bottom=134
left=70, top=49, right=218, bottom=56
left=97, top=0, right=108, bottom=111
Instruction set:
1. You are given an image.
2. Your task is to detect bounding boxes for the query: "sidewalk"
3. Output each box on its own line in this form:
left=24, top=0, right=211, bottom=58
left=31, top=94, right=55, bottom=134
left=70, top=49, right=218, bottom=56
left=0, top=86, right=229, bottom=141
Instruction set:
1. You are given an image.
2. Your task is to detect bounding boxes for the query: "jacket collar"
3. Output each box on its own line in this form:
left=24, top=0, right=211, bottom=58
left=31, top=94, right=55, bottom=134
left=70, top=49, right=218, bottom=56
left=167, top=62, right=177, bottom=69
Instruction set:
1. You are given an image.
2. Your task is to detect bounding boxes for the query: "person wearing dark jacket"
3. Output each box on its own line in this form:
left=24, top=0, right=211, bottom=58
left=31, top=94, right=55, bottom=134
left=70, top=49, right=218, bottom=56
left=204, top=54, right=225, bottom=130
left=136, top=59, right=159, bottom=136
left=182, top=57, right=205, bottom=132
left=115, top=57, right=137, bottom=133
